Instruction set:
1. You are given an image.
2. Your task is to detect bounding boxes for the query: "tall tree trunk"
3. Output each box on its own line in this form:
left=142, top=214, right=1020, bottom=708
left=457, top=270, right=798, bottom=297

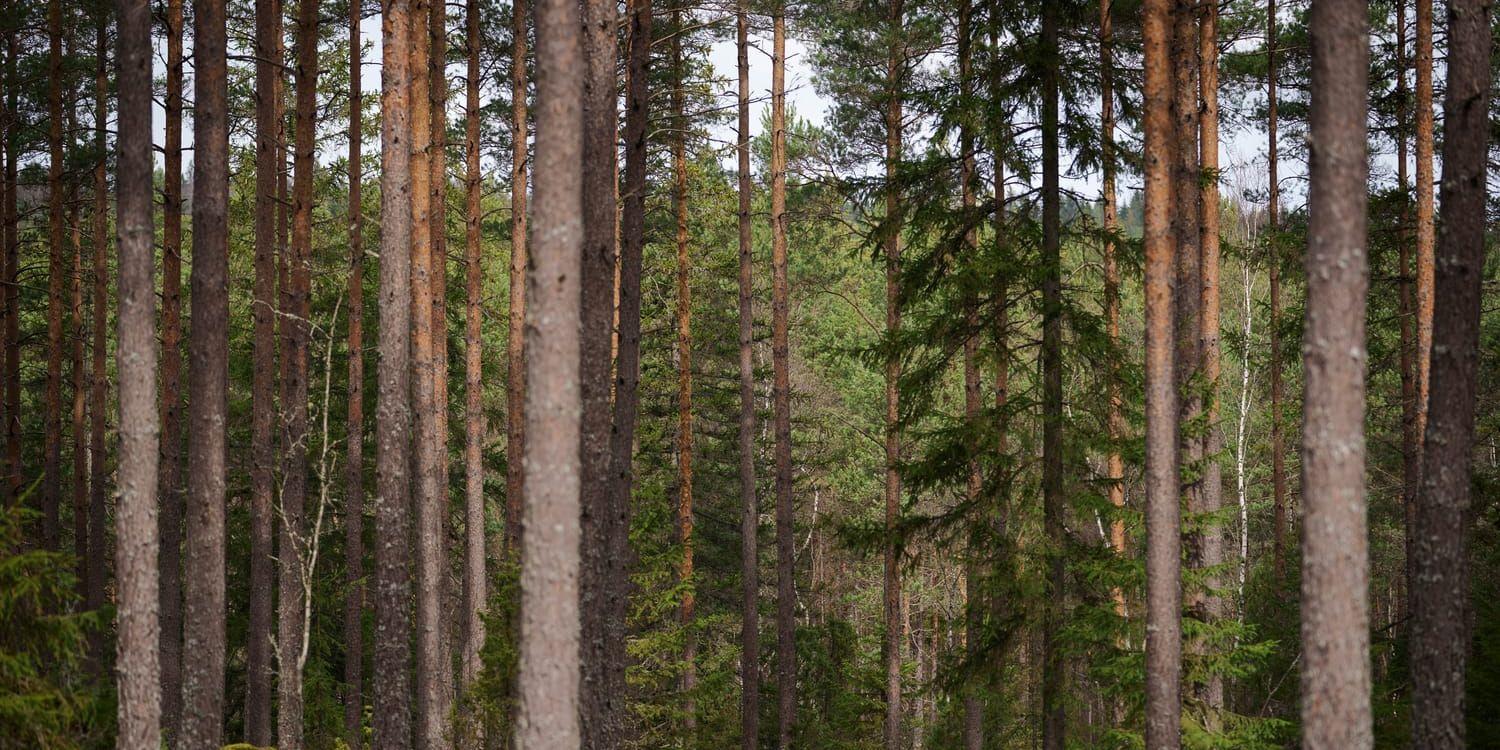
left=88, top=23, right=110, bottom=660
left=159, top=0, right=187, bottom=734
left=732, top=4, right=759, bottom=745
left=733, top=3, right=759, bottom=745
left=1142, top=0, right=1181, bottom=745
left=516, top=0, right=584, bottom=739
left=1266, top=0, right=1285, bottom=583
left=1300, top=0, right=1372, bottom=743
left=1100, top=0, right=1127, bottom=617
left=116, top=0, right=163, bottom=740
left=956, top=2, right=982, bottom=747
left=344, top=1, right=366, bottom=745
left=248, top=0, right=283, bottom=739
left=1394, top=0, right=1417, bottom=629
left=579, top=0, right=620, bottom=737
left=606, top=0, right=652, bottom=740
left=72, top=203, right=88, bottom=604
left=279, top=2, right=319, bottom=745
left=881, top=2, right=903, bottom=748
left=409, top=3, right=449, bottom=744
left=667, top=11, right=697, bottom=733
left=3, top=32, right=17, bottom=504
left=1412, top=0, right=1433, bottom=445
left=1039, top=3, right=1064, bottom=747
left=0, top=38, right=8, bottom=504
left=770, top=6, right=796, bottom=745
left=43, top=0, right=64, bottom=551
left=1171, top=0, right=1202, bottom=620
left=1410, top=0, right=1491, bottom=744
left=506, top=0, right=529, bottom=555
left=460, top=0, right=486, bottom=701
left=375, top=0, right=416, bottom=744
left=181, top=0, right=231, bottom=741
left=429, top=0, right=458, bottom=732
left=1196, top=0, right=1224, bottom=714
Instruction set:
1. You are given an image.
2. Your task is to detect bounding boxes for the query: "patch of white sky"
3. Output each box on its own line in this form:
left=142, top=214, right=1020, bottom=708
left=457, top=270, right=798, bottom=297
left=147, top=12, right=1431, bottom=219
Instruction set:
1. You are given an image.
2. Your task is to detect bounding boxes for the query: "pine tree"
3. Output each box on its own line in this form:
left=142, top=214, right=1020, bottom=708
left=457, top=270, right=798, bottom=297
left=115, top=0, right=162, bottom=740
left=344, top=1, right=367, bottom=746
left=1410, top=0, right=1492, bottom=744
left=181, top=0, right=231, bottom=741
left=1300, top=0, right=1372, bottom=742
left=375, top=0, right=416, bottom=744
left=158, top=0, right=187, bottom=733
left=516, top=0, right=584, bottom=738
left=1142, top=0, right=1181, bottom=745
left=248, top=0, right=283, bottom=738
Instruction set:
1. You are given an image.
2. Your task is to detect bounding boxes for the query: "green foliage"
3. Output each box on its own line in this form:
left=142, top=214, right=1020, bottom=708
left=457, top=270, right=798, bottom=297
left=0, top=505, right=109, bottom=750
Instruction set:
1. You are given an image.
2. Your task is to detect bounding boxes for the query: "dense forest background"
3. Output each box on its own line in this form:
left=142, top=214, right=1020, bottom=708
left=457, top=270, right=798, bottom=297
left=0, top=0, right=1496, bottom=747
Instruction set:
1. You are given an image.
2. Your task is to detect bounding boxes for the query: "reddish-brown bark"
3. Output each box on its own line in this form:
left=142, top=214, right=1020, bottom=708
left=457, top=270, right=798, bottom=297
left=1410, top=0, right=1491, bottom=744
left=506, top=0, right=529, bottom=555
left=247, top=0, right=283, bottom=738
left=43, top=0, right=64, bottom=551
left=345, top=1, right=366, bottom=745
left=159, top=0, right=186, bottom=731
left=460, top=0, right=486, bottom=699
left=181, top=0, right=231, bottom=741
left=1142, top=0, right=1181, bottom=745
left=374, top=0, right=416, bottom=743
left=770, top=7, right=796, bottom=745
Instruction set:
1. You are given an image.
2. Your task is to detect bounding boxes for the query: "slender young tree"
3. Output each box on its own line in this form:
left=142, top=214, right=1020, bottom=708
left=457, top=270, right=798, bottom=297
left=88, top=21, right=110, bottom=659
left=1394, top=0, right=1418, bottom=624
left=667, top=7, right=698, bottom=730
left=344, top=1, right=366, bottom=746
left=506, top=0, right=529, bottom=554
left=1410, top=0, right=1491, bottom=744
left=248, top=0, right=283, bottom=738
left=1266, top=0, right=1286, bottom=582
left=71, top=201, right=88, bottom=607
left=159, top=0, right=187, bottom=731
left=957, top=3, right=982, bottom=744
left=734, top=1, right=759, bottom=744
left=1300, top=0, right=1372, bottom=743
left=605, top=0, right=653, bottom=739
left=1412, top=0, right=1433, bottom=441
left=881, top=2, right=904, bottom=747
left=515, top=0, right=584, bottom=738
left=278, top=0, right=319, bottom=744
left=460, top=0, right=486, bottom=696
left=374, top=0, right=416, bottom=745
left=181, top=0, right=231, bottom=742
left=1039, top=3, right=1065, bottom=747
left=1100, top=0, right=1127, bottom=613
left=426, top=3, right=455, bottom=712
left=408, top=2, right=450, bottom=743
left=2, top=32, right=14, bottom=505
left=1197, top=0, right=1224, bottom=713
left=579, top=0, right=621, bottom=736
left=0, top=38, right=6, bottom=506
left=770, top=5, right=796, bottom=745
left=115, top=0, right=162, bottom=740
left=43, top=0, right=64, bottom=550
left=1141, top=0, right=1181, bottom=745
left=0, top=33, right=14, bottom=504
